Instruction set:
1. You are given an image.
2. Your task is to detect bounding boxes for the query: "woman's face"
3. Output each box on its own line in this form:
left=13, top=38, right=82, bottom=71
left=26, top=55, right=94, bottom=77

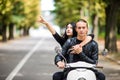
left=66, top=24, right=73, bottom=37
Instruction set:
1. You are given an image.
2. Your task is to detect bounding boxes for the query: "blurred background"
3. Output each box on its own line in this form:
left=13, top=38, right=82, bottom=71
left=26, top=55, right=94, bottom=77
left=0, top=0, right=120, bottom=80
left=0, top=0, right=120, bottom=53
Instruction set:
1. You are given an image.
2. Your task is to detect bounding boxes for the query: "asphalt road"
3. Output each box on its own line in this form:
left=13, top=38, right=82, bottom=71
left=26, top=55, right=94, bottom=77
left=0, top=36, right=120, bottom=80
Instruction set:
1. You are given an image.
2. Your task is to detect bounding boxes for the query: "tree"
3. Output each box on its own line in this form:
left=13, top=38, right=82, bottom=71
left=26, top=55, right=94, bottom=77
left=8, top=0, right=24, bottom=40
left=88, top=0, right=106, bottom=40
left=117, top=8, right=120, bottom=34
left=21, top=0, right=40, bottom=36
left=53, top=0, right=82, bottom=27
left=104, top=0, right=120, bottom=53
left=0, top=0, right=13, bottom=42
left=0, top=0, right=40, bottom=41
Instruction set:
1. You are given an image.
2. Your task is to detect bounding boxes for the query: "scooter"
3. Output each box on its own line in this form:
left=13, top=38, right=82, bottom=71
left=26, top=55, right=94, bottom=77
left=55, top=46, right=103, bottom=80
left=65, top=61, right=97, bottom=80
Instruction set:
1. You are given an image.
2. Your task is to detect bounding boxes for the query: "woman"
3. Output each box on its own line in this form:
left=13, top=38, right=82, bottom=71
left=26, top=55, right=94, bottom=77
left=38, top=16, right=94, bottom=47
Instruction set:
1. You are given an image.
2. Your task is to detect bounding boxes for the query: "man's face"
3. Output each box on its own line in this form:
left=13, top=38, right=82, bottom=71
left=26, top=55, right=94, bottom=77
left=76, top=21, right=88, bottom=37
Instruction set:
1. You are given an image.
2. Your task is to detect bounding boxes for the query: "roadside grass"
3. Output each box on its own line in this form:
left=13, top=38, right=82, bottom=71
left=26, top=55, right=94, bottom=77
left=98, top=33, right=120, bottom=63
left=112, top=52, right=120, bottom=60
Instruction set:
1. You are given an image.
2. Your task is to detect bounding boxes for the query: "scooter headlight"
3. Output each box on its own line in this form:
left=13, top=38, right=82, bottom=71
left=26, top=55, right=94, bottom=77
left=78, top=77, right=86, bottom=80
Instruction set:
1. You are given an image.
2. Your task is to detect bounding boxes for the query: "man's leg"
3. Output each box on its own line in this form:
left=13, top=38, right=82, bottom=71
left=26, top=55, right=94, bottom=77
left=53, top=71, right=64, bottom=80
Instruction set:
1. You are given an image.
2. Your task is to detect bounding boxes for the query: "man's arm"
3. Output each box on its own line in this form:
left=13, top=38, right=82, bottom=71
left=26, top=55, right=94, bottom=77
left=72, top=41, right=98, bottom=64
left=79, top=41, right=98, bottom=64
left=54, top=39, right=72, bottom=65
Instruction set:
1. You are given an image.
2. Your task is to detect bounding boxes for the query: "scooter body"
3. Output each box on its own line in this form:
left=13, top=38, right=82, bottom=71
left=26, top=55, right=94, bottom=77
left=66, top=61, right=97, bottom=80
left=54, top=46, right=97, bottom=80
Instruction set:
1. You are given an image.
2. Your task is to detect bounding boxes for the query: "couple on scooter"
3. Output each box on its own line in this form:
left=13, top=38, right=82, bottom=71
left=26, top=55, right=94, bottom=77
left=38, top=16, right=105, bottom=80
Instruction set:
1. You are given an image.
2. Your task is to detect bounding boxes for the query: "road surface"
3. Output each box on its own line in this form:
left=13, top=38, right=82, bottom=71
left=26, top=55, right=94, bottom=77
left=0, top=36, right=120, bottom=80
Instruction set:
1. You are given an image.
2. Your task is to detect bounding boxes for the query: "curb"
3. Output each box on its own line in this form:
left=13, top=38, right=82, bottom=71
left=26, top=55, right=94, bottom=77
left=105, top=55, right=120, bottom=65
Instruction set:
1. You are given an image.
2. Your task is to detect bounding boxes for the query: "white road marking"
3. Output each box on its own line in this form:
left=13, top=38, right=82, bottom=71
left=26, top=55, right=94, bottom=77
left=5, top=39, right=44, bottom=80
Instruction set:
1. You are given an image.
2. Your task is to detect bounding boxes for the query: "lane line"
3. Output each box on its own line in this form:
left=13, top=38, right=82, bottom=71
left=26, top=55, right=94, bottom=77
left=5, top=39, right=44, bottom=80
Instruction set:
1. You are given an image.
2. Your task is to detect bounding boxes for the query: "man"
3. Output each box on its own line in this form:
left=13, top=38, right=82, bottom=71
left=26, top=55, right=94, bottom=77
left=53, top=19, right=105, bottom=80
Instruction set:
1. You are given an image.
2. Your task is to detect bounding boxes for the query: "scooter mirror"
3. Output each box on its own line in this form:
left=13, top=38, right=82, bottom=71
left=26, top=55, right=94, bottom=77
left=54, top=46, right=67, bottom=64
left=54, top=46, right=62, bottom=54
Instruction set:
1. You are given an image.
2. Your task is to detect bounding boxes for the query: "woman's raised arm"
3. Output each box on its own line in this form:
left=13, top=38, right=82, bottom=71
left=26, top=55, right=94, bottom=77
left=38, top=16, right=56, bottom=35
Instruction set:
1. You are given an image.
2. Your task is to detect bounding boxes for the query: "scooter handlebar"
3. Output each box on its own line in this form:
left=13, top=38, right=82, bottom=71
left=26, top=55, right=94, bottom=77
left=65, top=61, right=104, bottom=69
left=65, top=61, right=95, bottom=68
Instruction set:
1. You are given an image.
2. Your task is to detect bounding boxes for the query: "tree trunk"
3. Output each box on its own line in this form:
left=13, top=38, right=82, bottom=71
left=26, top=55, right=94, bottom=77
left=2, top=24, right=7, bottom=42
left=105, top=1, right=119, bottom=53
left=91, top=14, right=99, bottom=41
left=8, top=23, right=14, bottom=40
left=23, top=27, right=29, bottom=36
left=26, top=27, right=30, bottom=35
left=117, top=26, right=120, bottom=34
left=92, top=14, right=99, bottom=41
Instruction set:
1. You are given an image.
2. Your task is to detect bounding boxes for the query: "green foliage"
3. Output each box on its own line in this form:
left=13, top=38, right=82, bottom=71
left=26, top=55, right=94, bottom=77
left=0, top=0, right=13, bottom=24
left=53, top=0, right=83, bottom=27
left=0, top=0, right=40, bottom=28
left=0, top=0, right=40, bottom=41
left=18, top=0, right=40, bottom=28
left=53, top=0, right=106, bottom=28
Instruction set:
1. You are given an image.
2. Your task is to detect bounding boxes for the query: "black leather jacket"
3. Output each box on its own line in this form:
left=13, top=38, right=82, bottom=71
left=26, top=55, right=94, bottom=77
left=55, top=37, right=98, bottom=65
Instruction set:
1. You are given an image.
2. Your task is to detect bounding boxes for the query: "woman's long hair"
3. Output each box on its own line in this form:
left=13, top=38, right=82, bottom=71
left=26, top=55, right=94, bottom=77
left=62, top=22, right=77, bottom=42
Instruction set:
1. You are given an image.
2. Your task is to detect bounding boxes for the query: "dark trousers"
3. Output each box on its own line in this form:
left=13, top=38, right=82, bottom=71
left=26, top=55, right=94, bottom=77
left=53, top=70, right=105, bottom=80
left=53, top=71, right=64, bottom=80
left=95, top=71, right=106, bottom=80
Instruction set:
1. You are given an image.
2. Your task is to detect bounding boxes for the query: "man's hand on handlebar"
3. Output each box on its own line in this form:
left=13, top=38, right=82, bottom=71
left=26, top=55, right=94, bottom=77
left=57, top=61, right=65, bottom=69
